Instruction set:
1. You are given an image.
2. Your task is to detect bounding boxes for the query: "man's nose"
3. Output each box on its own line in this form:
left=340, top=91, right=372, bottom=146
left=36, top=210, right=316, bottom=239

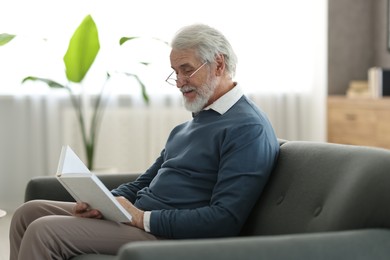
left=176, top=78, right=186, bottom=88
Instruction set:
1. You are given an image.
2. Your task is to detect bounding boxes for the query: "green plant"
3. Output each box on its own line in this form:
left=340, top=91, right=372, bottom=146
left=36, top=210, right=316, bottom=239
left=20, top=14, right=150, bottom=170
left=0, top=33, right=15, bottom=46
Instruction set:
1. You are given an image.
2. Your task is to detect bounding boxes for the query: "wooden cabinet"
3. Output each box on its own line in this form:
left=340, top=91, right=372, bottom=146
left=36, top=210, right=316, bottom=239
left=327, top=96, right=390, bottom=149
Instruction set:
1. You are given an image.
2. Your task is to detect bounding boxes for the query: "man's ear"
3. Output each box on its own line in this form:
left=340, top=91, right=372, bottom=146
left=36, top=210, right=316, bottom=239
left=214, top=54, right=225, bottom=76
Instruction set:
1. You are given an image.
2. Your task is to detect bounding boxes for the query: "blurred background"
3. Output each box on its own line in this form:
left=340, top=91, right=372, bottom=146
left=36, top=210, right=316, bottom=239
left=1, top=0, right=384, bottom=214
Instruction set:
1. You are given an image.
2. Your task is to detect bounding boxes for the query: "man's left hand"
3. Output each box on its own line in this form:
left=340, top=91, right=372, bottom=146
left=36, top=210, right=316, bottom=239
left=115, top=196, right=145, bottom=230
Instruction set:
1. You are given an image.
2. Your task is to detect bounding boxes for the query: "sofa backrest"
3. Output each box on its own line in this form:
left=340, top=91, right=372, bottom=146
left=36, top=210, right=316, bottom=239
left=240, top=141, right=390, bottom=236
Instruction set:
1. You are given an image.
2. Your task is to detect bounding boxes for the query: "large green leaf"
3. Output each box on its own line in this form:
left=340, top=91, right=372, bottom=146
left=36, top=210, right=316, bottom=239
left=0, top=33, right=15, bottom=46
left=63, top=15, right=100, bottom=83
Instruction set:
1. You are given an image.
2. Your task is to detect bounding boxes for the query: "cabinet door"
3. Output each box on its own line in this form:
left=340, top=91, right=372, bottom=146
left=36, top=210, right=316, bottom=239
left=328, top=106, right=377, bottom=146
left=376, top=110, right=390, bottom=149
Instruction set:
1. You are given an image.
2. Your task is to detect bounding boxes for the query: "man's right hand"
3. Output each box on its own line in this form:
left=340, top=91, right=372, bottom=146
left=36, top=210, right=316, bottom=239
left=72, top=202, right=103, bottom=219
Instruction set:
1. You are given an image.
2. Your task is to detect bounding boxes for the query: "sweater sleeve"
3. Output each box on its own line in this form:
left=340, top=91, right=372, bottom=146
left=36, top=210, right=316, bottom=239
left=149, top=124, right=279, bottom=238
left=111, top=150, right=165, bottom=203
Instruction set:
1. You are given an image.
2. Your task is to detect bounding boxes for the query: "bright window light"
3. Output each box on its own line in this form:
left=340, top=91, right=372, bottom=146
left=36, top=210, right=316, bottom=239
left=0, top=0, right=324, bottom=95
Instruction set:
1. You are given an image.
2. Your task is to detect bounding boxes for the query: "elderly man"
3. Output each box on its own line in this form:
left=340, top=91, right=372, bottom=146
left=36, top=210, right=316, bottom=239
left=10, top=23, right=279, bottom=259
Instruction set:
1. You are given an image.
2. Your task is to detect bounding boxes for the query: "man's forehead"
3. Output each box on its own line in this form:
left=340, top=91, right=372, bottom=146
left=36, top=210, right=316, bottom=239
left=170, top=49, right=198, bottom=66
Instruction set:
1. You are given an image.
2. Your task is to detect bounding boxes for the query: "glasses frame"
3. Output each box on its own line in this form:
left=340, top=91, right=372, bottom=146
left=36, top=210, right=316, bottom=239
left=165, top=62, right=208, bottom=86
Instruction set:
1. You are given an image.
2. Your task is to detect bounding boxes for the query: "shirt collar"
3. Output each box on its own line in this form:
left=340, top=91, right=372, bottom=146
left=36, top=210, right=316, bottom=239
left=204, top=83, right=243, bottom=115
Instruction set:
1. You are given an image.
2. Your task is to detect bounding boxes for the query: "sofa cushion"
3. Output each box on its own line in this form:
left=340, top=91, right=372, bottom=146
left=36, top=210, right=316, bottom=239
left=241, top=141, right=390, bottom=236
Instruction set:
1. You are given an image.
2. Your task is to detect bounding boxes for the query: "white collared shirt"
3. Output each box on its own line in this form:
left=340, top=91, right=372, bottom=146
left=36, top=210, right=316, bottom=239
left=204, top=83, right=243, bottom=115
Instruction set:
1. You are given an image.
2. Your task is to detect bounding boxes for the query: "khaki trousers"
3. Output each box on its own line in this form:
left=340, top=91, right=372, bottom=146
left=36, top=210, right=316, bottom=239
left=9, top=200, right=160, bottom=260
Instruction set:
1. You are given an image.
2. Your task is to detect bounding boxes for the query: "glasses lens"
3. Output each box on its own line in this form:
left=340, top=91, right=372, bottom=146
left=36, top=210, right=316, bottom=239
left=166, top=77, right=177, bottom=86
left=166, top=71, right=177, bottom=86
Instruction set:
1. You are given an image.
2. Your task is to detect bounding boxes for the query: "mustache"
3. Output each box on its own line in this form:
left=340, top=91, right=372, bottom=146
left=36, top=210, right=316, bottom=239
left=180, top=86, right=197, bottom=93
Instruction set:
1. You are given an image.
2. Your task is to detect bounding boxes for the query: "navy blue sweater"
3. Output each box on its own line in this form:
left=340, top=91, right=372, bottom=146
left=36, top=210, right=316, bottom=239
left=111, top=95, right=279, bottom=239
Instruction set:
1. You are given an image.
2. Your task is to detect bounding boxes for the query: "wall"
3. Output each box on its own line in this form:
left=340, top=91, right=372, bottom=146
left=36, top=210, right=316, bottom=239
left=328, top=0, right=390, bottom=95
left=374, top=0, right=390, bottom=67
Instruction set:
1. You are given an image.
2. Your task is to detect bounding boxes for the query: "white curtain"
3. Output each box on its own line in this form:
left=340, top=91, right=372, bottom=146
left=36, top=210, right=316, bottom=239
left=0, top=0, right=327, bottom=211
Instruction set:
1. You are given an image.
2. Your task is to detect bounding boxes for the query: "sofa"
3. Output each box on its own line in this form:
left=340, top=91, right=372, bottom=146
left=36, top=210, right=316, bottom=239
left=24, top=140, right=390, bottom=259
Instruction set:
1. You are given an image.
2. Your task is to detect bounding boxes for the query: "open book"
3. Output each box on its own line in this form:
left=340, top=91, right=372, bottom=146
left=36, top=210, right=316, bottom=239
left=56, top=145, right=132, bottom=223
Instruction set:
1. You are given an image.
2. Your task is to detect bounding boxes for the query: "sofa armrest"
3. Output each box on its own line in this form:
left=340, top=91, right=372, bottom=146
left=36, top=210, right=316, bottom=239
left=24, top=173, right=140, bottom=202
left=117, top=229, right=390, bottom=260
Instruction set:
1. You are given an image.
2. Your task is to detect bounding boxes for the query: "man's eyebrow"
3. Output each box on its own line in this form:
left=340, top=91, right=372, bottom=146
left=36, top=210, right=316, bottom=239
left=171, top=63, right=192, bottom=72
left=179, top=63, right=192, bottom=68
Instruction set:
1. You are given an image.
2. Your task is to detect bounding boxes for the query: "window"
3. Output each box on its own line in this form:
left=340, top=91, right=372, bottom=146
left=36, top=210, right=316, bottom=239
left=0, top=0, right=325, bottom=96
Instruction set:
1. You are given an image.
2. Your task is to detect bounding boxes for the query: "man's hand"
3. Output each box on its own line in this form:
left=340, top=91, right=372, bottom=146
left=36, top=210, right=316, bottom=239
left=115, top=196, right=145, bottom=230
left=72, top=202, right=103, bottom=219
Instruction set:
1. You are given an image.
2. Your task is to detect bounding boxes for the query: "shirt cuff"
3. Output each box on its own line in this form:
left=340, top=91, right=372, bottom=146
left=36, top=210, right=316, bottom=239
left=143, top=211, right=151, bottom=232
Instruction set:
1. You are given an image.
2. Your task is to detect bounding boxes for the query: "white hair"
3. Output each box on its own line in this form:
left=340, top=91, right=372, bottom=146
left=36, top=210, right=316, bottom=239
left=170, top=24, right=237, bottom=79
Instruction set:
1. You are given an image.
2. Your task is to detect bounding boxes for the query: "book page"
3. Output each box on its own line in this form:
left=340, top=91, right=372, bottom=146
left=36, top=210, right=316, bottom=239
left=57, top=146, right=90, bottom=175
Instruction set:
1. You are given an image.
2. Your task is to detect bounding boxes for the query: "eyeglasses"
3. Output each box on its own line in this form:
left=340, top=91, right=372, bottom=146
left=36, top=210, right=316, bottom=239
left=165, top=62, right=208, bottom=86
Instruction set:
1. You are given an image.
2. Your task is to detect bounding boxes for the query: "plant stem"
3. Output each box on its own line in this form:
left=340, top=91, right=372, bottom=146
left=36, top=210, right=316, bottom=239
left=66, top=85, right=92, bottom=169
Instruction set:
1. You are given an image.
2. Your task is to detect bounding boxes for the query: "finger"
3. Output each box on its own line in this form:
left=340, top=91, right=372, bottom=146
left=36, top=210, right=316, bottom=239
left=78, top=208, right=102, bottom=219
left=73, top=202, right=89, bottom=215
left=83, top=209, right=101, bottom=218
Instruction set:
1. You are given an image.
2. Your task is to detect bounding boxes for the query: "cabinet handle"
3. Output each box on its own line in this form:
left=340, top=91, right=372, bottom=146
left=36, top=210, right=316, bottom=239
left=345, top=113, right=357, bottom=121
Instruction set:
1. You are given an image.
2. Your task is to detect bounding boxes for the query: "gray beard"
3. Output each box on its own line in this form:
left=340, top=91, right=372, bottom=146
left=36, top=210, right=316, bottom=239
left=182, top=77, right=218, bottom=113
